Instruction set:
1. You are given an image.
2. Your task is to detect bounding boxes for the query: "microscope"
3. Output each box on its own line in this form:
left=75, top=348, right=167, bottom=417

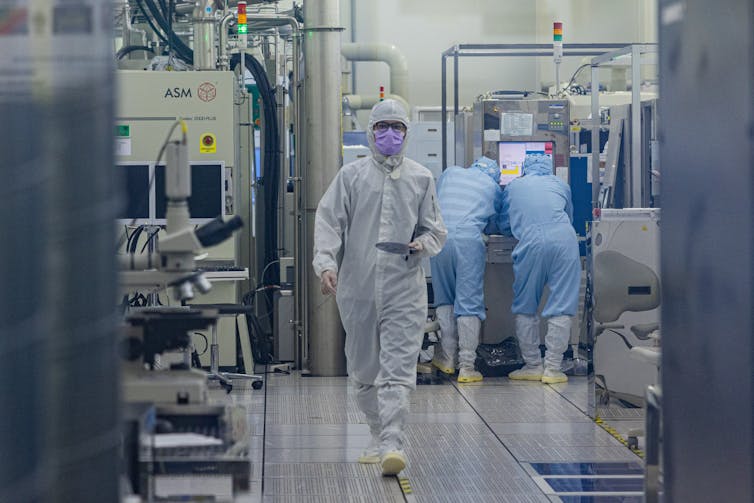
left=119, top=136, right=243, bottom=404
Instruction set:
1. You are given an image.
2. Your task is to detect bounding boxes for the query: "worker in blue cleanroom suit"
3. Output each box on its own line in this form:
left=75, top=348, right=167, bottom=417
left=499, top=153, right=580, bottom=384
left=430, top=156, right=504, bottom=383
left=313, top=99, right=447, bottom=476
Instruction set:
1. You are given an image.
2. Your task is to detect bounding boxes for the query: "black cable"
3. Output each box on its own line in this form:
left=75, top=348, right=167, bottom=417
left=128, top=293, right=148, bottom=307
left=124, top=225, right=134, bottom=251
left=141, top=0, right=193, bottom=63
left=563, top=63, right=591, bottom=95
left=192, top=332, right=209, bottom=355
left=139, top=228, right=161, bottom=254
left=116, top=45, right=156, bottom=60
left=129, top=226, right=146, bottom=254
left=241, top=288, right=275, bottom=364
left=292, top=2, right=303, bottom=23
left=260, top=260, right=279, bottom=286
left=491, top=89, right=549, bottom=98
left=231, top=57, right=287, bottom=372
left=231, top=53, right=281, bottom=293
left=141, top=0, right=176, bottom=46
left=134, top=0, right=171, bottom=46
left=606, top=329, right=634, bottom=350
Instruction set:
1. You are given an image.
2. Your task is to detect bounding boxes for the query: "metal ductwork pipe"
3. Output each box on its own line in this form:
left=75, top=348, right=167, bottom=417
left=304, top=0, right=346, bottom=376
left=341, top=42, right=410, bottom=101
left=193, top=0, right=218, bottom=70
left=0, top=0, right=120, bottom=500
left=343, top=93, right=409, bottom=113
left=218, top=12, right=235, bottom=70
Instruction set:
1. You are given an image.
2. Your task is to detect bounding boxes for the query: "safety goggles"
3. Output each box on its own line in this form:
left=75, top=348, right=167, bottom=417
left=373, top=121, right=407, bottom=133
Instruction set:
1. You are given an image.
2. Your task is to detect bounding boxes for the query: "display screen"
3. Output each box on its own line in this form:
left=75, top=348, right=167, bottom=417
left=498, top=141, right=553, bottom=185
left=155, top=164, right=224, bottom=220
left=116, top=164, right=150, bottom=219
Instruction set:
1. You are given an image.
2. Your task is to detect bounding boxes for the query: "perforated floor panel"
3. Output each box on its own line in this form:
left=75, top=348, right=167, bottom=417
left=208, top=371, right=642, bottom=502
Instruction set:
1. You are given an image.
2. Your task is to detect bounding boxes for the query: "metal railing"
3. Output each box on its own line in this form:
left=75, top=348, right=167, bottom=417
left=440, top=43, right=634, bottom=170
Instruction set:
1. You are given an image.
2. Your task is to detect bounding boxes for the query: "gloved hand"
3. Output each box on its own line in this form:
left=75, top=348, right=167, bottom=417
left=320, top=270, right=338, bottom=295
left=408, top=240, right=424, bottom=253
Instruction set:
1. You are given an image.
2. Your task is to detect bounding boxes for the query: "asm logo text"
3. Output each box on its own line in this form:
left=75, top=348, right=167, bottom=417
left=165, top=87, right=192, bottom=98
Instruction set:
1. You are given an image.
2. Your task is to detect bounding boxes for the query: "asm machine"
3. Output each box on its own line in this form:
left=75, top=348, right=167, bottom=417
left=115, top=70, right=247, bottom=370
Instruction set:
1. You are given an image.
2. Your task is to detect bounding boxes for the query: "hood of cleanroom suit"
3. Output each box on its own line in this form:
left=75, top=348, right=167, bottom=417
left=522, top=153, right=553, bottom=176
left=312, top=100, right=447, bottom=451
left=471, top=155, right=502, bottom=185
left=366, top=99, right=411, bottom=170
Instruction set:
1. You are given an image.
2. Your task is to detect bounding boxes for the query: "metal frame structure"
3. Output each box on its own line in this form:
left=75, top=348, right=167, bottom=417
left=590, top=44, right=658, bottom=208
left=440, top=43, right=633, bottom=170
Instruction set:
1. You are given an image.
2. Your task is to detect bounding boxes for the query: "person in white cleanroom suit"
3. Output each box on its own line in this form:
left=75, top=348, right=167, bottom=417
left=499, top=153, right=580, bottom=384
left=430, top=157, right=504, bottom=383
left=312, top=99, right=447, bottom=475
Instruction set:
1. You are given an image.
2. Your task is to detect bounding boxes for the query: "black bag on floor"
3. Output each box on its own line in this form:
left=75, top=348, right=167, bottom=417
left=475, top=337, right=524, bottom=377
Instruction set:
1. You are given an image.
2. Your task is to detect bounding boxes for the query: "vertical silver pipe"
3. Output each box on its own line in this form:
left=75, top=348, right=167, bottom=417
left=591, top=64, right=601, bottom=208
left=555, top=62, right=560, bottom=95
left=218, top=13, right=235, bottom=70
left=630, top=45, right=642, bottom=207
left=304, top=0, right=346, bottom=376
left=290, top=28, right=304, bottom=367
left=293, top=33, right=311, bottom=369
left=453, top=46, right=459, bottom=116
left=193, top=1, right=217, bottom=70
left=441, top=53, right=447, bottom=170
left=237, top=88, right=255, bottom=297
left=276, top=33, right=287, bottom=257
left=350, top=0, right=357, bottom=94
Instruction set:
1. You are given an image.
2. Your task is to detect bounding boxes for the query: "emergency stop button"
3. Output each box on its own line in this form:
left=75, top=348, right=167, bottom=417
left=200, top=133, right=217, bottom=154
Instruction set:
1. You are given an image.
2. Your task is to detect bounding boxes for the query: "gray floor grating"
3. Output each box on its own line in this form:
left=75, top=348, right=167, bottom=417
left=264, top=462, right=381, bottom=478
left=264, top=476, right=404, bottom=497
left=207, top=371, right=642, bottom=502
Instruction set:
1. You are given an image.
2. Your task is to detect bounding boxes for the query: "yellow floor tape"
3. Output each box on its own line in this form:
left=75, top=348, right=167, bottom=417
left=595, top=416, right=645, bottom=459
left=398, top=477, right=413, bottom=495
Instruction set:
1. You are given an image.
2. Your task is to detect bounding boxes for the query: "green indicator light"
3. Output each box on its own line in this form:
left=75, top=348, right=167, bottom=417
left=553, top=34, right=563, bottom=41
left=115, top=125, right=130, bottom=137
left=238, top=24, right=247, bottom=34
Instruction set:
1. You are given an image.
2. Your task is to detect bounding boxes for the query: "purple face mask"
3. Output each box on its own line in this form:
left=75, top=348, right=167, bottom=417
left=374, top=128, right=405, bottom=156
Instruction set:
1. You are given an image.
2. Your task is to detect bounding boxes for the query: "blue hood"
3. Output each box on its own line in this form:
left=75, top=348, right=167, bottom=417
left=522, top=153, right=553, bottom=176
left=471, top=156, right=500, bottom=184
